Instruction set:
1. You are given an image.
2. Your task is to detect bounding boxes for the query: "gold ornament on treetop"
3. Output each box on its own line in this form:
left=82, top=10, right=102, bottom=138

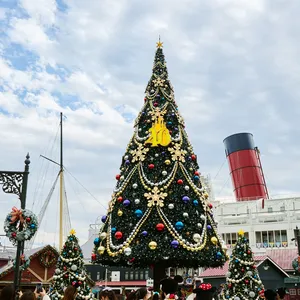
left=149, top=241, right=157, bottom=250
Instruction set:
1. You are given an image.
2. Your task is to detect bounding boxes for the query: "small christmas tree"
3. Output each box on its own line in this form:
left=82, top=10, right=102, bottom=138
left=50, top=229, right=93, bottom=300
left=220, top=230, right=265, bottom=300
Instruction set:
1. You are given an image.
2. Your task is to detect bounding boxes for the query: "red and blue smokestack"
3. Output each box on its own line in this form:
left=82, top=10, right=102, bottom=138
left=223, top=133, right=269, bottom=205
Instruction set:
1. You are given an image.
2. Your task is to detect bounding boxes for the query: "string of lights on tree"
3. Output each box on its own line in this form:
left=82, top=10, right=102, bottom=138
left=92, top=40, right=228, bottom=268
left=220, top=230, right=265, bottom=300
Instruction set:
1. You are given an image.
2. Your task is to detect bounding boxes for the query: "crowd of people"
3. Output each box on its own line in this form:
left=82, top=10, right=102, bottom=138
left=0, top=278, right=289, bottom=300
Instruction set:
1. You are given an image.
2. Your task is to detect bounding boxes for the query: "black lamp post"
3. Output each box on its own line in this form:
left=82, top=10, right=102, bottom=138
left=294, top=226, right=300, bottom=256
left=0, top=154, right=30, bottom=293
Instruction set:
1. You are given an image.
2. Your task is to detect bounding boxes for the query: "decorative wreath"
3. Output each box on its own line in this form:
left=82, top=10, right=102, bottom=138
left=39, top=250, right=57, bottom=268
left=4, top=207, right=38, bottom=245
left=13, top=254, right=30, bottom=271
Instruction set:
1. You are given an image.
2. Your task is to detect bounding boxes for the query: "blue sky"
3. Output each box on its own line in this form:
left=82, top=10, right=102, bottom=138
left=0, top=0, right=299, bottom=247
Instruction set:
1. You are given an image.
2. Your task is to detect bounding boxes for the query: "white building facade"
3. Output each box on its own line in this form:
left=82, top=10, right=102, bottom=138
left=212, top=196, right=300, bottom=254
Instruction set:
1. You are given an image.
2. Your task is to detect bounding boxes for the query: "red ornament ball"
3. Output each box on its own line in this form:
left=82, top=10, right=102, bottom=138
left=154, top=102, right=158, bottom=107
left=74, top=248, right=77, bottom=251
left=144, top=97, right=147, bottom=102
left=177, top=179, right=183, bottom=185
left=241, top=268, right=245, bottom=272
left=191, top=154, right=196, bottom=160
left=64, top=274, right=68, bottom=278
left=156, top=223, right=165, bottom=231
left=117, top=196, right=123, bottom=202
left=194, top=171, right=200, bottom=176
left=245, top=279, right=249, bottom=284
left=209, top=203, right=213, bottom=209
left=78, top=281, right=82, bottom=285
left=148, top=164, right=155, bottom=169
left=115, top=231, right=123, bottom=240
left=91, top=253, right=96, bottom=261
left=252, top=265, right=256, bottom=269
left=116, top=174, right=121, bottom=180
left=11, top=232, right=16, bottom=238
left=26, top=217, right=31, bottom=222
left=247, top=250, right=251, bottom=254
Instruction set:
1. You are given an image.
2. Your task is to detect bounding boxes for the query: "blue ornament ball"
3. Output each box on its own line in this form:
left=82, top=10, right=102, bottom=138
left=175, top=221, right=184, bottom=230
left=194, top=175, right=200, bottom=181
left=193, top=200, right=199, bottom=206
left=94, top=238, right=100, bottom=246
left=216, top=251, right=222, bottom=257
left=135, top=209, right=143, bottom=218
left=111, top=227, right=117, bottom=234
left=30, top=224, right=36, bottom=229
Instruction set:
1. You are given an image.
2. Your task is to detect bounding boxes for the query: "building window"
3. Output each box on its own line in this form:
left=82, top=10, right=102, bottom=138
left=135, top=271, right=139, bottom=280
left=280, top=205, right=285, bottom=212
left=140, top=271, right=144, bottom=280
left=267, top=207, right=273, bottom=213
left=145, top=270, right=149, bottom=279
left=125, top=271, right=129, bottom=280
left=130, top=271, right=134, bottom=280
left=255, top=230, right=288, bottom=247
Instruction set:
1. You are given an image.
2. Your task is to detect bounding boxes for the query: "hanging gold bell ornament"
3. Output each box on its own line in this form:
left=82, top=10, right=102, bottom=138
left=97, top=246, right=105, bottom=255
left=117, top=209, right=123, bottom=216
left=148, top=241, right=157, bottom=250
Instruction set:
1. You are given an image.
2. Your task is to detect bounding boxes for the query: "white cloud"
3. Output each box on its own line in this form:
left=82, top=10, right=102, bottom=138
left=0, top=0, right=299, bottom=247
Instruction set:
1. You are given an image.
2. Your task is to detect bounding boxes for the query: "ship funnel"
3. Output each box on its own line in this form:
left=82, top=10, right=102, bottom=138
left=223, top=133, right=269, bottom=202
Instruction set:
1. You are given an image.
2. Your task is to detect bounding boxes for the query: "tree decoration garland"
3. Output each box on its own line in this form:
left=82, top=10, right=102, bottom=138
left=13, top=254, right=30, bottom=271
left=39, top=250, right=57, bottom=268
left=4, top=207, right=38, bottom=245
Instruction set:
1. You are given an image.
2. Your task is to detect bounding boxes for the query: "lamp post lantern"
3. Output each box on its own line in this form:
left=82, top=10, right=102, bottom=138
left=0, top=153, right=30, bottom=293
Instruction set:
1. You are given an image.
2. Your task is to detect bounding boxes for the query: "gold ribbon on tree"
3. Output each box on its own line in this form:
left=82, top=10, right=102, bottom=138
left=10, top=207, right=24, bottom=225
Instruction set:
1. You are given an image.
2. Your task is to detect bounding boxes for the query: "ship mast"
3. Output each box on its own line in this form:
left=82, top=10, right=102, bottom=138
left=59, top=112, right=64, bottom=250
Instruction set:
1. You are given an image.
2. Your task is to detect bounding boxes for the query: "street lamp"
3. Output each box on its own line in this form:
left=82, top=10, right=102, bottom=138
left=0, top=153, right=30, bottom=293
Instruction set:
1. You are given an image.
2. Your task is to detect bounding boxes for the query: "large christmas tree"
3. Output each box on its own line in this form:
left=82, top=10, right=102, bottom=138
left=220, top=230, right=265, bottom=300
left=92, top=40, right=227, bottom=273
left=50, top=230, right=93, bottom=300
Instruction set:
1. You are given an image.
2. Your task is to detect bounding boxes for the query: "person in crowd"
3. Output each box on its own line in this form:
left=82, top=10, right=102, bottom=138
left=127, top=288, right=151, bottom=300
left=276, top=287, right=289, bottom=299
left=19, top=291, right=37, bottom=300
left=193, top=283, right=216, bottom=300
left=0, top=284, right=14, bottom=300
left=264, top=289, right=277, bottom=300
left=62, top=285, right=78, bottom=300
left=160, top=276, right=183, bottom=299
left=99, top=287, right=117, bottom=300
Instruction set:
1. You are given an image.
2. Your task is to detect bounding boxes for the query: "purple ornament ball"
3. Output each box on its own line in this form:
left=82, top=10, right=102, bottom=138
left=123, top=199, right=131, bottom=207
left=207, top=225, right=212, bottom=230
left=101, top=216, right=107, bottom=223
left=182, top=196, right=190, bottom=203
left=171, top=240, right=179, bottom=249
left=142, top=231, right=148, bottom=237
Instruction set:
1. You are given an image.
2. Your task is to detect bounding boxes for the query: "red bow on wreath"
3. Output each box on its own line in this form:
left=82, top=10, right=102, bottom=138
left=20, top=254, right=25, bottom=262
left=10, top=207, right=24, bottom=225
left=199, top=283, right=212, bottom=291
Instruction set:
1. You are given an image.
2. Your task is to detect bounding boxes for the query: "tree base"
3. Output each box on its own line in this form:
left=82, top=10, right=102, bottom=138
left=153, top=264, right=167, bottom=291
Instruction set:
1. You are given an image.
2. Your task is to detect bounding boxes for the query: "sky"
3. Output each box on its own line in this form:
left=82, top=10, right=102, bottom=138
left=0, top=0, right=299, bottom=249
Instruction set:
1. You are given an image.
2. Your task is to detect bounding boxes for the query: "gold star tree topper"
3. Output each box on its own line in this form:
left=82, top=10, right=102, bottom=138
left=156, top=36, right=163, bottom=48
left=70, top=229, right=76, bottom=235
left=238, top=229, right=245, bottom=236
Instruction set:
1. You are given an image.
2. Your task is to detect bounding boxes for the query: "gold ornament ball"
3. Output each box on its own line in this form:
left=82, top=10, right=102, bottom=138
left=148, top=241, right=157, bottom=250
left=97, top=246, right=105, bottom=255
left=211, top=237, right=218, bottom=245
left=100, top=232, right=107, bottom=240
left=118, top=209, right=123, bottom=216
left=165, top=160, right=171, bottom=165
